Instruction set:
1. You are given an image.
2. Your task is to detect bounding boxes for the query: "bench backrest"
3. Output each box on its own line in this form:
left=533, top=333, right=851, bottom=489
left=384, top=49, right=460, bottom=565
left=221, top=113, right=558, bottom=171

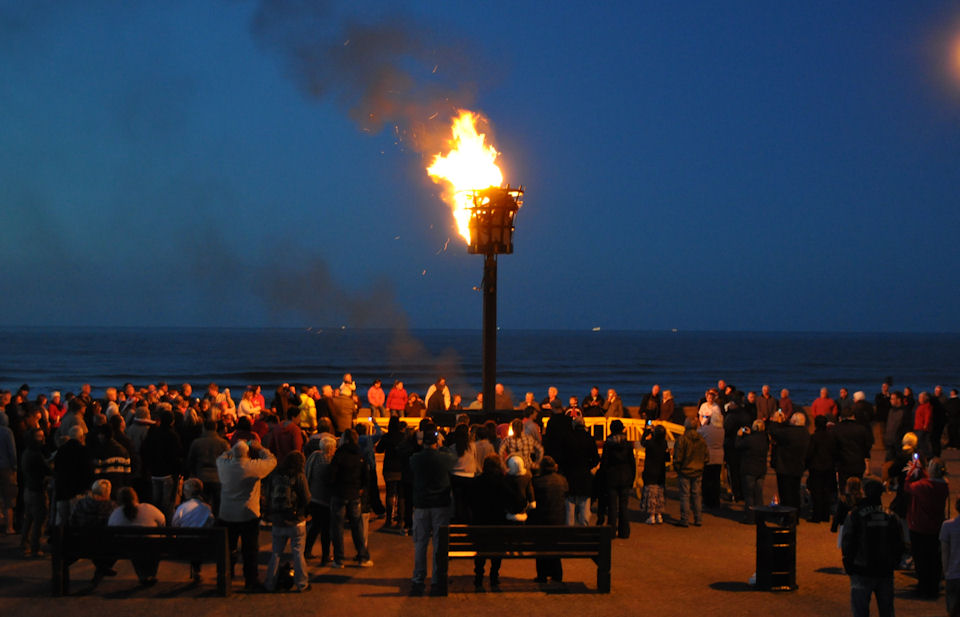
left=445, top=524, right=610, bottom=554
left=56, top=526, right=228, bottom=561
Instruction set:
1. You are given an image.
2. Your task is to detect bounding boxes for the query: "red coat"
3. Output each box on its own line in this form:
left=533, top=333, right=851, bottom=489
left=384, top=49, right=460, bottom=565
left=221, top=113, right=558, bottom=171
left=914, top=402, right=933, bottom=432
left=386, top=388, right=408, bottom=412
left=810, top=397, right=837, bottom=418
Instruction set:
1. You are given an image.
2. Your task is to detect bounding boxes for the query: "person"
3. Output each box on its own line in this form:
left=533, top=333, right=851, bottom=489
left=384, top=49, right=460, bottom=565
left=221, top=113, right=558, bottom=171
left=582, top=386, right=603, bottom=417
left=304, top=433, right=337, bottom=562
left=357, top=421, right=385, bottom=518
left=805, top=415, right=836, bottom=523
left=20, top=427, right=49, bottom=556
left=541, top=387, right=562, bottom=412
left=698, top=412, right=725, bottom=508
left=140, top=408, right=183, bottom=522
left=53, top=425, right=92, bottom=526
left=531, top=456, right=568, bottom=584
left=171, top=478, right=215, bottom=583
left=469, top=454, right=508, bottom=591
left=503, top=454, right=535, bottom=525
left=779, top=389, right=795, bottom=417
left=499, top=418, right=543, bottom=473
left=947, top=389, right=960, bottom=450
left=216, top=439, right=277, bottom=591
left=561, top=417, right=599, bottom=526
left=722, top=398, right=752, bottom=502
left=767, top=411, right=810, bottom=510
left=757, top=385, right=778, bottom=421
left=833, top=405, right=872, bottom=490
left=386, top=381, right=408, bottom=417
left=466, top=393, right=484, bottom=411
left=851, top=391, right=874, bottom=429
left=697, top=389, right=721, bottom=426
left=494, top=383, right=514, bottom=411
left=811, top=387, right=838, bottom=420
left=329, top=429, right=372, bottom=568
left=89, top=422, right=132, bottom=497
left=446, top=424, right=477, bottom=523
left=640, top=384, right=661, bottom=419
left=518, top=392, right=540, bottom=413
left=69, top=479, right=117, bottom=584
left=185, top=419, right=230, bottom=513
left=367, top=380, right=386, bottom=418
left=375, top=416, right=406, bottom=529
left=264, top=451, right=311, bottom=593
left=599, top=420, right=635, bottom=538
left=0, top=412, right=17, bottom=535
left=237, top=387, right=262, bottom=420
left=404, top=393, right=426, bottom=418
left=425, top=378, right=451, bottom=414
left=940, top=496, right=960, bottom=616
left=298, top=386, right=318, bottom=435
left=737, top=419, right=769, bottom=524
left=913, top=392, right=934, bottom=460
left=841, top=477, right=904, bottom=617
left=108, top=487, right=165, bottom=585
left=640, top=424, right=669, bottom=524
left=408, top=423, right=455, bottom=596
left=884, top=391, right=908, bottom=460
left=673, top=417, right=708, bottom=527
left=904, top=457, right=949, bottom=599
left=659, top=389, right=679, bottom=423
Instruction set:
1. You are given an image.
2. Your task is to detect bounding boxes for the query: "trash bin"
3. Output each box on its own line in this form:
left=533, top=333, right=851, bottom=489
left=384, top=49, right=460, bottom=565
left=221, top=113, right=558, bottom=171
left=754, top=505, right=797, bottom=591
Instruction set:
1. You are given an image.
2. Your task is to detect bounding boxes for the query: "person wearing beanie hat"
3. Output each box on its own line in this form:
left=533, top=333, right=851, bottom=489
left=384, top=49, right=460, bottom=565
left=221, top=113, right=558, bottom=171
left=599, top=419, right=636, bottom=537
left=531, top=455, right=568, bottom=584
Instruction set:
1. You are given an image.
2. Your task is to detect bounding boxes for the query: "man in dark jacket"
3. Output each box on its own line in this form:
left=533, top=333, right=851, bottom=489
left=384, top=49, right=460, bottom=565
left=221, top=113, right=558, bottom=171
left=531, top=456, right=569, bottom=584
left=723, top=401, right=752, bottom=501
left=408, top=424, right=455, bottom=596
left=600, top=420, right=636, bottom=538
left=560, top=418, right=599, bottom=526
left=841, top=477, right=903, bottom=617
left=53, top=426, right=92, bottom=526
left=673, top=418, right=708, bottom=527
left=805, top=415, right=836, bottom=523
left=833, top=406, right=872, bottom=489
left=329, top=429, right=371, bottom=568
left=736, top=420, right=769, bottom=524
left=140, top=408, right=183, bottom=521
left=767, top=411, right=811, bottom=510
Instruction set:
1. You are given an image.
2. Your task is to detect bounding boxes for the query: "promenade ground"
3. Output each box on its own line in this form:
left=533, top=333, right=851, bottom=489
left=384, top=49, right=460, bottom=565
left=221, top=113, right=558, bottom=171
left=0, top=444, right=955, bottom=617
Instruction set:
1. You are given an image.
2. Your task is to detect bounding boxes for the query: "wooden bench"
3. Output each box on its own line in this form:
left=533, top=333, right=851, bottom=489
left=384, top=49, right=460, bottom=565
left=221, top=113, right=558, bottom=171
left=51, top=526, right=231, bottom=596
left=436, top=524, right=613, bottom=595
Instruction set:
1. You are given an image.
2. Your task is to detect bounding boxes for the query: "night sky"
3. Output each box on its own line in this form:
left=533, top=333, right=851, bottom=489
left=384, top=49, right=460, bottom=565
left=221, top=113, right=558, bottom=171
left=3, top=2, right=960, bottom=332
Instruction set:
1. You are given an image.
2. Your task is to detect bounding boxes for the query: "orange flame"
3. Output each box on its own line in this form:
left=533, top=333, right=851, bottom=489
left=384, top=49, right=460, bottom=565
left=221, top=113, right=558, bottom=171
left=427, top=110, right=504, bottom=243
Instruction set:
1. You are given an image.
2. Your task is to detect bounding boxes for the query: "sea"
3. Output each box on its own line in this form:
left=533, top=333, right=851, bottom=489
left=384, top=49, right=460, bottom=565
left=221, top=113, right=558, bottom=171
left=0, top=327, right=958, bottom=407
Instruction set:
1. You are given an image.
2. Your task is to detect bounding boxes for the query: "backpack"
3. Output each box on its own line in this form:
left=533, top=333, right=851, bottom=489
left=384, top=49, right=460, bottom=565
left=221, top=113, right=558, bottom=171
left=269, top=472, right=296, bottom=518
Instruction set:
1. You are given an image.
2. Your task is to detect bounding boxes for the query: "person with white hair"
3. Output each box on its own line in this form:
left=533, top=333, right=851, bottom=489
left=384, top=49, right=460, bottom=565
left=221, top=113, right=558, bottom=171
left=767, top=411, right=811, bottom=510
left=216, top=439, right=276, bottom=591
left=698, top=411, right=726, bottom=508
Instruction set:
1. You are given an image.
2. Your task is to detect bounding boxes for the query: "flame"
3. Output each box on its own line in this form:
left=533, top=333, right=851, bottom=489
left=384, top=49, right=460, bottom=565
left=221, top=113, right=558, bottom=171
left=427, top=110, right=504, bottom=242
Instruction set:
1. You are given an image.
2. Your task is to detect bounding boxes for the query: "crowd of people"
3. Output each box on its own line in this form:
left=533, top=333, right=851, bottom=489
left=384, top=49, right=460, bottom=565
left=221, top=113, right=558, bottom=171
left=1, top=376, right=960, bottom=608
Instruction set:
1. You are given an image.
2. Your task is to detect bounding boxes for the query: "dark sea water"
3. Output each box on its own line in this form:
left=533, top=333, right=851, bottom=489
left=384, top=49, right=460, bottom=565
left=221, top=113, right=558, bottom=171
left=0, top=327, right=958, bottom=406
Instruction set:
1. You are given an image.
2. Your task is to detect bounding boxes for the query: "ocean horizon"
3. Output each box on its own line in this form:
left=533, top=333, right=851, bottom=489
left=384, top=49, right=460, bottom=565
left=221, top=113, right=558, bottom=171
left=1, top=327, right=957, bottom=407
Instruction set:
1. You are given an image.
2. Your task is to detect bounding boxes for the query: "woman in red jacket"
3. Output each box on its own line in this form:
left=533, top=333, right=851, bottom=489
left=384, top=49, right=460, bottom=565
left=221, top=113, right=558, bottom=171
left=385, top=381, right=408, bottom=417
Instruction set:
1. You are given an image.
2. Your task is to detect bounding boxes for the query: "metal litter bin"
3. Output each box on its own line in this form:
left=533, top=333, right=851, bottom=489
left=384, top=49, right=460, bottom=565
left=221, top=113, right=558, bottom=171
left=754, top=505, right=797, bottom=591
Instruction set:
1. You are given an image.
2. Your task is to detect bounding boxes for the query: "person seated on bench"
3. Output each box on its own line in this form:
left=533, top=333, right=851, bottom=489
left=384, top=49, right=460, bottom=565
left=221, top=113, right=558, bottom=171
left=69, top=479, right=116, bottom=585
left=107, top=487, right=165, bottom=586
left=171, top=478, right=215, bottom=583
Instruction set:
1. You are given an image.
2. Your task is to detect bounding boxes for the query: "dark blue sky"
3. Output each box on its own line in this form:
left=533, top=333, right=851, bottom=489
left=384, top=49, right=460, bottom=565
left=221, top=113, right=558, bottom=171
left=3, top=2, right=960, bottom=331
